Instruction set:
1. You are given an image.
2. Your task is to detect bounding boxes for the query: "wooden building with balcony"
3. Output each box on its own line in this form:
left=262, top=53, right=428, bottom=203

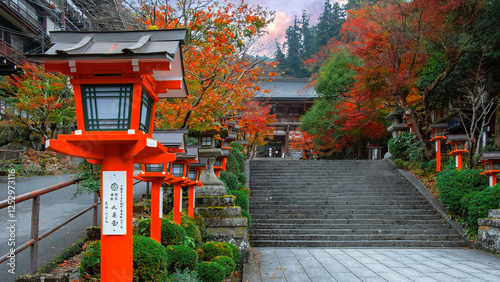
left=254, top=77, right=318, bottom=158
left=0, top=0, right=88, bottom=75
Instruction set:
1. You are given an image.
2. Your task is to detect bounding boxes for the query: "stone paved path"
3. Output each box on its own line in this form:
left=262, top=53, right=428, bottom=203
left=242, top=248, right=500, bottom=282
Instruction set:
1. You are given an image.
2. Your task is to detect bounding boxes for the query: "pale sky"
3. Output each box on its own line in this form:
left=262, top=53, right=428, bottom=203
left=229, top=0, right=348, bottom=57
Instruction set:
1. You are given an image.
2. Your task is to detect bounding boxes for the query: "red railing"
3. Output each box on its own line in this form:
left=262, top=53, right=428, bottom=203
left=0, top=177, right=144, bottom=274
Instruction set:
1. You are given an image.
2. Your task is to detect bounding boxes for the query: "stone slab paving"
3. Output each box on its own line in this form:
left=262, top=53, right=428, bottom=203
left=242, top=248, right=500, bottom=282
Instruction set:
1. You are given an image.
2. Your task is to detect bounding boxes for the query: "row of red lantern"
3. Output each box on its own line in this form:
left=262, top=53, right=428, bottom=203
left=429, top=124, right=500, bottom=186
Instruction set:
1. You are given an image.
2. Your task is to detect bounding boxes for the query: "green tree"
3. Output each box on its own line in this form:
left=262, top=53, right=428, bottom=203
left=0, top=63, right=75, bottom=149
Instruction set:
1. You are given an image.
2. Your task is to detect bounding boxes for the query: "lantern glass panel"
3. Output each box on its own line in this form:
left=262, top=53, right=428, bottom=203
left=139, top=90, right=154, bottom=134
left=457, top=143, right=465, bottom=150
left=214, top=158, right=222, bottom=167
left=493, top=162, right=500, bottom=170
left=145, top=164, right=163, bottom=172
left=223, top=140, right=230, bottom=147
left=188, top=170, right=197, bottom=181
left=437, top=130, right=444, bottom=136
left=172, top=163, right=184, bottom=177
left=82, top=84, right=133, bottom=131
left=201, top=136, right=212, bottom=146
left=486, top=163, right=492, bottom=171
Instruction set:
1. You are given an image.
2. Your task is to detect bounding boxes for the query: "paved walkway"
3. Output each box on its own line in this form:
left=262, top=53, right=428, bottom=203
left=242, top=247, right=500, bottom=282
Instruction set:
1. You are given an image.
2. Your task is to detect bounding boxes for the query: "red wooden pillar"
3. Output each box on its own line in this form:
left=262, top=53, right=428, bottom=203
left=150, top=179, right=163, bottom=243
left=188, top=186, right=195, bottom=218
left=436, top=140, right=442, bottom=172
left=100, top=145, right=133, bottom=282
left=173, top=184, right=182, bottom=224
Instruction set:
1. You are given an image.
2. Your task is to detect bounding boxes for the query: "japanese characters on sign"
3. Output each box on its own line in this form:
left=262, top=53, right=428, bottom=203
left=102, top=171, right=127, bottom=235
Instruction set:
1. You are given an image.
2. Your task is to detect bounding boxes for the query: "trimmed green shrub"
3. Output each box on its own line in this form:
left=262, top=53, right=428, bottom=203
left=219, top=171, right=239, bottom=191
left=436, top=168, right=488, bottom=217
left=165, top=212, right=203, bottom=248
left=201, top=241, right=233, bottom=261
left=164, top=268, right=200, bottom=282
left=80, top=236, right=168, bottom=282
left=165, top=244, right=199, bottom=272
left=241, top=187, right=251, bottom=198
left=132, top=235, right=168, bottom=282
left=195, top=261, right=225, bottom=282
left=241, top=209, right=251, bottom=229
left=80, top=241, right=100, bottom=281
left=226, top=153, right=241, bottom=174
left=393, top=159, right=404, bottom=168
left=211, top=256, right=236, bottom=278
left=229, top=190, right=249, bottom=212
left=135, top=217, right=186, bottom=246
left=237, top=173, right=247, bottom=185
left=226, top=243, right=241, bottom=269
left=463, top=185, right=500, bottom=231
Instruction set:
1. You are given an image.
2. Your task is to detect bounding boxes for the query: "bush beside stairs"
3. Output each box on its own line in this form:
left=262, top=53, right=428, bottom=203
left=249, top=159, right=464, bottom=248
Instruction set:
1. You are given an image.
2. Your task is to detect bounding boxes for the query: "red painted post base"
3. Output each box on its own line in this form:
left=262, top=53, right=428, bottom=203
left=436, top=141, right=442, bottom=172
left=188, top=186, right=195, bottom=218
left=173, top=184, right=182, bottom=224
left=150, top=179, right=163, bottom=243
left=100, top=146, right=133, bottom=282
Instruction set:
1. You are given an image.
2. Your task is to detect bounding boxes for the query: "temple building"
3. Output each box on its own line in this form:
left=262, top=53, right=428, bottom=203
left=254, top=77, right=318, bottom=158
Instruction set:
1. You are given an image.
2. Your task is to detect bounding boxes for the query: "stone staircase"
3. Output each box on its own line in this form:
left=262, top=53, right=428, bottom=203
left=249, top=159, right=464, bottom=248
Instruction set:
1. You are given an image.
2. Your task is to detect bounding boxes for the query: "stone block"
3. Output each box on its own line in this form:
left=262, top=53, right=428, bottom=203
left=195, top=184, right=226, bottom=196
left=475, top=225, right=500, bottom=254
left=196, top=206, right=241, bottom=218
left=16, top=273, right=69, bottom=282
left=488, top=209, right=500, bottom=218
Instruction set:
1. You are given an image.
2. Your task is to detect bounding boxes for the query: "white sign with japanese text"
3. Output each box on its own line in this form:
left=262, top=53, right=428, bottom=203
left=102, top=171, right=127, bottom=235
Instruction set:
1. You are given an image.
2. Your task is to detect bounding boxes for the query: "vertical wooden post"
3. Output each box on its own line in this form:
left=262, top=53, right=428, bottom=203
left=100, top=145, right=133, bottom=282
left=490, top=174, right=497, bottom=187
left=29, top=195, right=40, bottom=274
left=436, top=141, right=442, bottom=172
left=188, top=186, right=195, bottom=218
left=456, top=154, right=462, bottom=170
left=173, top=184, right=182, bottom=224
left=150, top=179, right=163, bottom=243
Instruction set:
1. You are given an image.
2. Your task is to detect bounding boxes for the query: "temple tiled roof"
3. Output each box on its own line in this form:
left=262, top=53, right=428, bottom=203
left=255, top=78, right=318, bottom=100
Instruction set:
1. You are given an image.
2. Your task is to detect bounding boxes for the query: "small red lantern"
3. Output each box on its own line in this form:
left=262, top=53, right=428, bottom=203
left=429, top=123, right=448, bottom=172
left=447, top=134, right=469, bottom=170
left=480, top=152, right=500, bottom=186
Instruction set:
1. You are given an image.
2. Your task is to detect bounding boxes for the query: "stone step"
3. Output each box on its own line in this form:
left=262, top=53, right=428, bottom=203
left=249, top=240, right=464, bottom=248
left=250, top=218, right=449, bottom=226
left=249, top=233, right=461, bottom=242
left=250, top=228, right=458, bottom=235
left=251, top=213, right=442, bottom=220
left=251, top=222, right=455, bottom=230
left=249, top=208, right=439, bottom=215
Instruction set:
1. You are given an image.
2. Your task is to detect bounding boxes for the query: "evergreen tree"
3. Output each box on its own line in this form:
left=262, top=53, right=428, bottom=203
left=301, top=11, right=315, bottom=60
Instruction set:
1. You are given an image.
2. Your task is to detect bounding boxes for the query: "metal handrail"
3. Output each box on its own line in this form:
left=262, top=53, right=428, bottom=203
left=0, top=176, right=145, bottom=274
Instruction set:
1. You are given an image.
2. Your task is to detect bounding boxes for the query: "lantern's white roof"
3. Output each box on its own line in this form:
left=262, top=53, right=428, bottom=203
left=28, top=29, right=188, bottom=98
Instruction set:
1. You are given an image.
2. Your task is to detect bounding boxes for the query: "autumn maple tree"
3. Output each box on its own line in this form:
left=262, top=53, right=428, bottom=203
left=135, top=0, right=275, bottom=133
left=0, top=63, right=75, bottom=149
left=237, top=100, right=275, bottom=159
left=342, top=0, right=481, bottom=157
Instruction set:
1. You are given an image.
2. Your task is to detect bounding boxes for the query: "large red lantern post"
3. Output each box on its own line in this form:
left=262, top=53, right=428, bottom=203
left=429, top=123, right=448, bottom=172
left=29, top=30, right=188, bottom=281
left=447, top=134, right=469, bottom=170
